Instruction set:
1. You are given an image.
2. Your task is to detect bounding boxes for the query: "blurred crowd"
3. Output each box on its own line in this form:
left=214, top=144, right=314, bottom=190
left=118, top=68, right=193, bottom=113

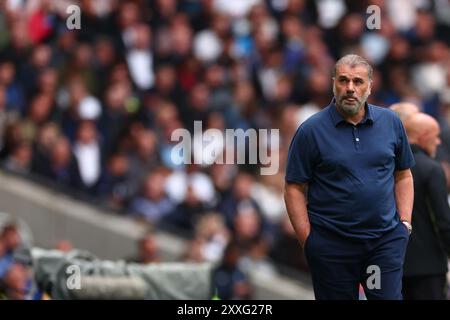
left=0, top=0, right=450, bottom=299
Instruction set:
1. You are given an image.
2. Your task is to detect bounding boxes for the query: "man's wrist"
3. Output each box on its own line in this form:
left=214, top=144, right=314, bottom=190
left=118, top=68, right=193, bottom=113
left=401, top=220, right=412, bottom=236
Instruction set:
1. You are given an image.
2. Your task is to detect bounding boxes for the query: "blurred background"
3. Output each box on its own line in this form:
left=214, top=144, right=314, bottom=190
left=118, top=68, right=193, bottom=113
left=0, top=0, right=449, bottom=300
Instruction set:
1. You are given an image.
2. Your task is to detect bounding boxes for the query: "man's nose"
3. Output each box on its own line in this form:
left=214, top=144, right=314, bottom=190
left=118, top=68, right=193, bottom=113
left=346, top=81, right=355, bottom=93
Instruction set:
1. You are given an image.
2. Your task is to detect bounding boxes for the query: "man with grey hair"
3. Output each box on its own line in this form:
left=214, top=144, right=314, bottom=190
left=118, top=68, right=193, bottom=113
left=389, top=102, right=420, bottom=122
left=285, top=54, right=415, bottom=299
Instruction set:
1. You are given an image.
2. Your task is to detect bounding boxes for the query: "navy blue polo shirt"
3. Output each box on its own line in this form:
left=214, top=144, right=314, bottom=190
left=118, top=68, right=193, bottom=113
left=285, top=100, right=415, bottom=239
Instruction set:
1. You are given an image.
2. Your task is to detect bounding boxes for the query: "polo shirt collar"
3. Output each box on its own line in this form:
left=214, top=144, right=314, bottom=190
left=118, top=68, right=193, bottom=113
left=328, top=98, right=374, bottom=127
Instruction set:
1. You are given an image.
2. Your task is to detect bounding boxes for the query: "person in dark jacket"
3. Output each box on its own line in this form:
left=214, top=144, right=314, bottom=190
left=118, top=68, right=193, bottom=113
left=402, top=112, right=450, bottom=299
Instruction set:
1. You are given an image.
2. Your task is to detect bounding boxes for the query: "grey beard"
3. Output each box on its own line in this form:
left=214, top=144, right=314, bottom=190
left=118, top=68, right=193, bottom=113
left=340, top=101, right=363, bottom=116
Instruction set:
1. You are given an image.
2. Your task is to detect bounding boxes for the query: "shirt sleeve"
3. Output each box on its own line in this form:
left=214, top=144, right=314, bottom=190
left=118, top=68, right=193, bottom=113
left=394, top=116, right=416, bottom=170
left=285, top=126, right=318, bottom=184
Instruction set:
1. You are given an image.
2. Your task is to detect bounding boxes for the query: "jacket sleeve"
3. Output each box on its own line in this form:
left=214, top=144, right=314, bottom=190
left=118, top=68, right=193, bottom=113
left=427, top=163, right=450, bottom=256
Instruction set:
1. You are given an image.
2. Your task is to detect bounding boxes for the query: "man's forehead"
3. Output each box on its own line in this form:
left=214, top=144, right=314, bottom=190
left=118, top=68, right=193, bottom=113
left=335, top=64, right=369, bottom=78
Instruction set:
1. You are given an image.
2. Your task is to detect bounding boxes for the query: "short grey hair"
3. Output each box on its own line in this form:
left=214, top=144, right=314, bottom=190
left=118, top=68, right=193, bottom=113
left=333, top=54, right=373, bottom=81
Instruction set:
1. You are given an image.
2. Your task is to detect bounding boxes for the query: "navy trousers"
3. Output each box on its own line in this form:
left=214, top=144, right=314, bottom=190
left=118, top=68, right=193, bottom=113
left=304, top=222, right=409, bottom=300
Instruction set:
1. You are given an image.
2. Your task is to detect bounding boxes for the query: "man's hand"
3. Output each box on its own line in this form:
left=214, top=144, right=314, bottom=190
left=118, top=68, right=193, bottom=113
left=284, top=182, right=311, bottom=249
left=299, top=226, right=311, bottom=249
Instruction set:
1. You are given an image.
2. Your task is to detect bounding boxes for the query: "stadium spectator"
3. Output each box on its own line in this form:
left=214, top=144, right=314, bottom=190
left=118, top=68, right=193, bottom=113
left=212, top=241, right=252, bottom=300
left=130, top=233, right=161, bottom=264
left=129, top=169, right=175, bottom=224
left=73, top=120, right=102, bottom=191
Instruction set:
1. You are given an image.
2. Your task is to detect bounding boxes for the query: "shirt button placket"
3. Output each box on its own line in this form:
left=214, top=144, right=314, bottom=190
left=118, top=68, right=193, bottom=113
left=353, top=126, right=360, bottom=150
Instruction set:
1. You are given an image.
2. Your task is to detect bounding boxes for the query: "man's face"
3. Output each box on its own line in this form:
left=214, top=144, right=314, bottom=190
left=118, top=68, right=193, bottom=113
left=333, top=64, right=372, bottom=116
left=421, top=124, right=441, bottom=158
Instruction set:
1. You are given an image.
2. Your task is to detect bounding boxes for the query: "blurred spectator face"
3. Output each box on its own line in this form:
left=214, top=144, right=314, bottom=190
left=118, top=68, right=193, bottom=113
left=105, top=81, right=130, bottom=110
left=38, top=68, right=58, bottom=94
left=281, top=15, right=303, bottom=39
left=206, top=112, right=225, bottom=130
left=211, top=13, right=231, bottom=38
left=74, top=44, right=93, bottom=68
left=55, top=239, right=73, bottom=252
left=109, top=63, right=130, bottom=84
left=10, top=20, right=29, bottom=49
left=211, top=164, right=236, bottom=192
left=274, top=76, right=292, bottom=102
left=11, top=142, right=32, bottom=169
left=37, top=122, right=60, bottom=150
left=76, top=121, right=97, bottom=144
left=3, top=263, right=28, bottom=300
left=340, top=13, right=364, bottom=41
left=309, top=69, right=330, bottom=96
left=136, top=130, right=157, bottom=158
left=1, top=225, right=22, bottom=251
left=155, top=65, right=176, bottom=93
left=234, top=81, right=254, bottom=106
left=157, top=0, right=177, bottom=17
left=51, top=137, right=72, bottom=168
left=118, top=2, right=140, bottom=29
left=378, top=17, right=395, bottom=38
left=415, top=11, right=435, bottom=40
left=29, top=94, right=53, bottom=124
left=155, top=101, right=179, bottom=129
left=162, top=119, right=183, bottom=142
left=127, top=120, right=145, bottom=145
left=31, top=44, right=52, bottom=68
left=68, top=79, right=88, bottom=108
left=132, top=24, right=152, bottom=49
left=254, top=27, right=274, bottom=52
left=249, top=3, right=270, bottom=26
left=0, top=62, right=15, bottom=85
left=287, top=0, right=306, bottom=14
left=57, top=29, right=77, bottom=52
left=108, top=153, right=129, bottom=176
left=333, top=64, right=372, bottom=115
left=154, top=27, right=172, bottom=57
left=233, top=173, right=254, bottom=199
left=279, top=105, right=300, bottom=138
left=143, top=172, right=166, bottom=201
left=428, top=41, right=449, bottom=63
left=205, top=64, right=225, bottom=88
left=94, top=38, right=116, bottom=67
left=138, top=234, right=159, bottom=263
left=170, top=15, right=192, bottom=56
left=389, top=36, right=410, bottom=61
left=196, top=213, right=228, bottom=240
left=4, top=123, right=23, bottom=149
left=222, top=242, right=240, bottom=267
left=305, top=38, right=328, bottom=67
left=189, top=84, right=210, bottom=111
left=234, top=206, right=261, bottom=240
